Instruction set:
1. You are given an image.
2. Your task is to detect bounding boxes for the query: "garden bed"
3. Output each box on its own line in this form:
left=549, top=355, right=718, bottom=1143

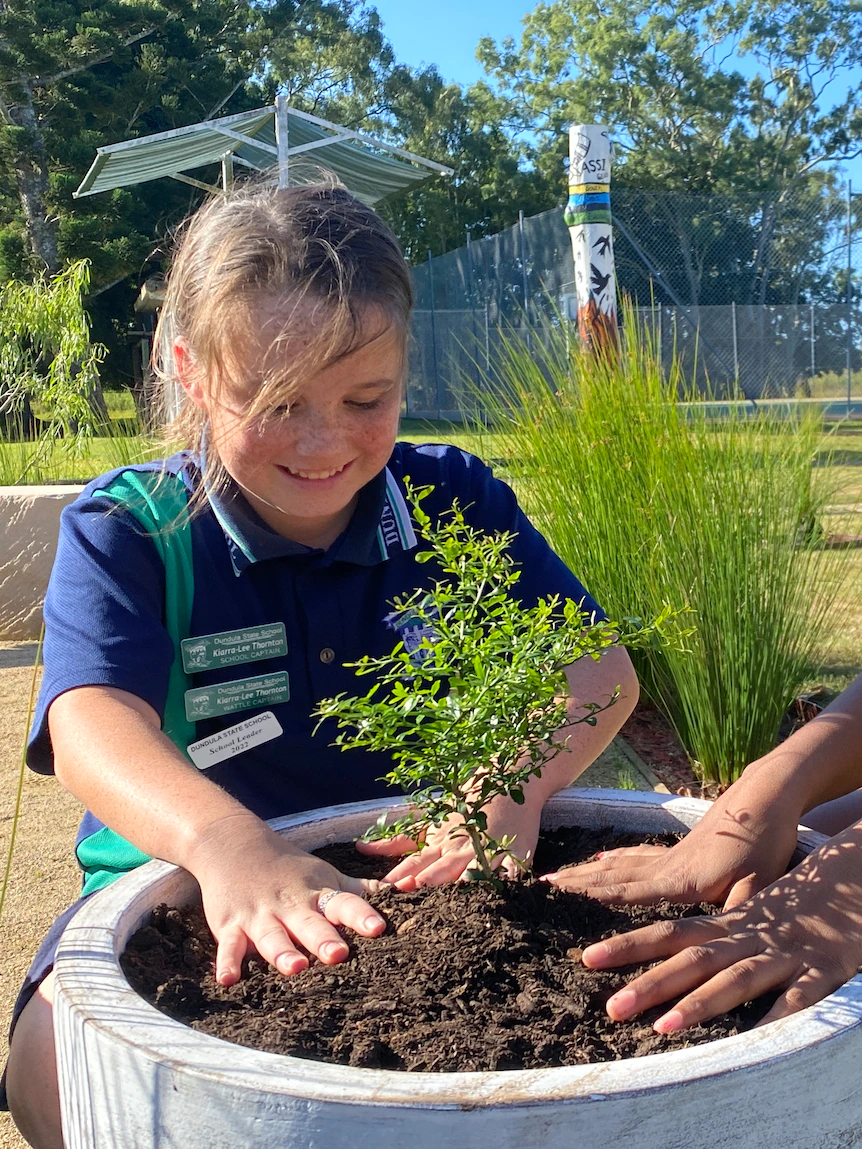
left=121, top=827, right=771, bottom=1072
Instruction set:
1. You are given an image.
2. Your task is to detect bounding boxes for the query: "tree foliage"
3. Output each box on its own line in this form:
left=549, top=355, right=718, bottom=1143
left=0, top=258, right=106, bottom=435
left=2, top=0, right=861, bottom=372
left=376, top=68, right=556, bottom=260
left=0, top=0, right=426, bottom=380
left=477, top=0, right=862, bottom=307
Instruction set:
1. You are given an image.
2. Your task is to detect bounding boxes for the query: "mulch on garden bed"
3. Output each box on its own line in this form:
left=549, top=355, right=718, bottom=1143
left=122, top=827, right=772, bottom=1073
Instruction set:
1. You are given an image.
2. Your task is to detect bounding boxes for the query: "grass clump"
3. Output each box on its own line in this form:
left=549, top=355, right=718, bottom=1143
left=479, top=304, right=851, bottom=786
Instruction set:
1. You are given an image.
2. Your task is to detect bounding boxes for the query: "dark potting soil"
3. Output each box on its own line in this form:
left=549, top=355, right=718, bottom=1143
left=121, top=827, right=772, bottom=1072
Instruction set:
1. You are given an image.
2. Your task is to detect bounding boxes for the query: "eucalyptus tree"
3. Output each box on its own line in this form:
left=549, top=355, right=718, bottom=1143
left=477, top=0, right=862, bottom=307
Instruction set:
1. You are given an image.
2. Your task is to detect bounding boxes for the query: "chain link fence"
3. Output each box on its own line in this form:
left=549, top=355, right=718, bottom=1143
left=406, top=187, right=862, bottom=418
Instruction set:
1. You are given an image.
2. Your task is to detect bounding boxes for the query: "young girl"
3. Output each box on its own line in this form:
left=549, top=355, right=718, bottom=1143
left=4, top=181, right=638, bottom=1149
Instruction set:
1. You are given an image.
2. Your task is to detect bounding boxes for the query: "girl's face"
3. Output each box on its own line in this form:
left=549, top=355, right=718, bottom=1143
left=178, top=303, right=405, bottom=549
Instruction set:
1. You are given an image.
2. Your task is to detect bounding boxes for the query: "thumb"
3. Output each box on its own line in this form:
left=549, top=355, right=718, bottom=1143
left=723, top=871, right=763, bottom=910
left=355, top=834, right=420, bottom=857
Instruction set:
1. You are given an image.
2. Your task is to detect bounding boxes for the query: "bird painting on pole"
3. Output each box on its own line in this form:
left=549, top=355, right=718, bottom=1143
left=564, top=125, right=618, bottom=350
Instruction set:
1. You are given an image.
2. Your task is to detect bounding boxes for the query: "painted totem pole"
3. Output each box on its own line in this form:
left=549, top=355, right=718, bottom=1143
left=564, top=124, right=618, bottom=349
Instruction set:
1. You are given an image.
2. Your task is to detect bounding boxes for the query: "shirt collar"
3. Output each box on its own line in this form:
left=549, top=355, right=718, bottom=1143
left=197, top=431, right=416, bottom=575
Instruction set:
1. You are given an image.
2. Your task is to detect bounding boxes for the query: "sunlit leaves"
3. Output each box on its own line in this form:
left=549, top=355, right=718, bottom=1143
left=314, top=483, right=670, bottom=882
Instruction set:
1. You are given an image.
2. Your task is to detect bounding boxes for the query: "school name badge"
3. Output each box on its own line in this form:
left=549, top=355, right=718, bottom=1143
left=184, top=670, right=290, bottom=722
left=181, top=622, right=287, bottom=674
left=187, top=711, right=283, bottom=769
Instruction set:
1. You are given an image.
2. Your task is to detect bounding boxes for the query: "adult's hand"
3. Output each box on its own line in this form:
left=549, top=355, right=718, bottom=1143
left=542, top=771, right=803, bottom=910
left=581, top=822, right=862, bottom=1033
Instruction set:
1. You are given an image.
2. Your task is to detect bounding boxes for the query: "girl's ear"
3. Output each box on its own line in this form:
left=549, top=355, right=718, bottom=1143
left=174, top=339, right=207, bottom=410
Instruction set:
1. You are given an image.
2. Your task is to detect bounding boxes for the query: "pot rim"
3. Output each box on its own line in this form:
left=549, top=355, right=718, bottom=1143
left=54, top=788, right=862, bottom=1110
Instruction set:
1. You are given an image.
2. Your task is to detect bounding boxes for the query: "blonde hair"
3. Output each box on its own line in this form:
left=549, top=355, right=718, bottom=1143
left=153, top=179, right=413, bottom=456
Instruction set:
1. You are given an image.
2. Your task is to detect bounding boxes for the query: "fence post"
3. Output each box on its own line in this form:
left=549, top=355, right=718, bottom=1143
left=810, top=303, right=815, bottom=380
left=564, top=124, right=618, bottom=351
left=428, top=248, right=441, bottom=421
left=731, top=301, right=739, bottom=386
left=466, top=227, right=480, bottom=402
left=519, top=209, right=532, bottom=354
left=484, top=301, right=491, bottom=375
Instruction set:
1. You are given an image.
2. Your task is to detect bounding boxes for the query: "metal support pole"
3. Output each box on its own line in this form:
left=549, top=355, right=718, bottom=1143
left=810, top=303, right=815, bottom=379
left=846, top=182, right=862, bottom=409
left=428, top=249, right=441, bottom=421
left=221, top=152, right=234, bottom=192
left=519, top=209, right=531, bottom=352
left=484, top=301, right=491, bottom=374
left=275, top=94, right=290, bottom=189
left=466, top=227, right=480, bottom=401
left=731, top=301, right=739, bottom=386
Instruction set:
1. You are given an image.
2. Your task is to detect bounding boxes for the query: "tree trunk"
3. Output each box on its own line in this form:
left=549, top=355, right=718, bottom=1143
left=0, top=82, right=60, bottom=273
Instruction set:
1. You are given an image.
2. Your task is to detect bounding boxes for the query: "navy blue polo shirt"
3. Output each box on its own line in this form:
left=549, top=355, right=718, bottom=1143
left=29, top=441, right=604, bottom=892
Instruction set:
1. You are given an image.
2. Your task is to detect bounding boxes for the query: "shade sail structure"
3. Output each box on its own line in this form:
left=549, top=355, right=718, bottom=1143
left=74, top=99, right=453, bottom=204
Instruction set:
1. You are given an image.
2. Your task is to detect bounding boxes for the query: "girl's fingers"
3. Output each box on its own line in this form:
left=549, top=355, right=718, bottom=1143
left=252, top=917, right=312, bottom=975
left=214, top=926, right=249, bottom=987
left=318, top=890, right=386, bottom=937
left=542, top=848, right=673, bottom=884
left=758, top=967, right=840, bottom=1026
left=545, top=857, right=660, bottom=883
left=723, top=872, right=764, bottom=910
left=337, top=873, right=388, bottom=897
left=583, top=915, right=724, bottom=970
left=274, top=906, right=352, bottom=967
left=412, top=850, right=478, bottom=887
left=355, top=834, right=419, bottom=857
left=382, top=848, right=443, bottom=886
left=605, top=934, right=763, bottom=1023
left=652, top=951, right=799, bottom=1033
left=544, top=856, right=675, bottom=893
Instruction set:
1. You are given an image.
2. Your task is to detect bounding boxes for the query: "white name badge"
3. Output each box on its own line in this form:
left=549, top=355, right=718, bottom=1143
left=187, top=711, right=283, bottom=770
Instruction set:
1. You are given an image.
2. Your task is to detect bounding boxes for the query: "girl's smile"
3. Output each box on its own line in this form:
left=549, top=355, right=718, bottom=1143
left=279, top=461, right=351, bottom=482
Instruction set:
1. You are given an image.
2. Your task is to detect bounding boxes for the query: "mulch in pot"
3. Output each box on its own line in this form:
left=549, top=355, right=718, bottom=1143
left=121, top=826, right=773, bottom=1073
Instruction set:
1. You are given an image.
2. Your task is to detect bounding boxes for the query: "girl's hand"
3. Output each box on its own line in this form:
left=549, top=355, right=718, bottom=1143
left=356, top=792, right=542, bottom=888
left=542, top=776, right=804, bottom=910
left=185, top=813, right=387, bottom=986
left=581, top=822, right=862, bottom=1033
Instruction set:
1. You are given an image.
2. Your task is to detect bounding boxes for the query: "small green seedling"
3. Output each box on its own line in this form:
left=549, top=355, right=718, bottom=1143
left=314, top=483, right=672, bottom=884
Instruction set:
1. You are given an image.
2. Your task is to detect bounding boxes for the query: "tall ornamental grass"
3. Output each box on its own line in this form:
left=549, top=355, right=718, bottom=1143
left=478, top=307, right=847, bottom=786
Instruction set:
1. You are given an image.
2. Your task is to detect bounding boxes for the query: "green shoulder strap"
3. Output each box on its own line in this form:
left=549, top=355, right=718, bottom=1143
left=77, top=469, right=196, bottom=895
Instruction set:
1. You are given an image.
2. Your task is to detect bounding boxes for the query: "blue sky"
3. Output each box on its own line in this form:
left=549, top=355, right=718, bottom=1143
left=369, top=0, right=862, bottom=191
left=369, top=0, right=532, bottom=87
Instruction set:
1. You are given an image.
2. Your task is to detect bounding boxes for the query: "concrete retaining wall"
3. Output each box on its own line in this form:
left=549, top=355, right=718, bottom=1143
left=0, top=486, right=83, bottom=640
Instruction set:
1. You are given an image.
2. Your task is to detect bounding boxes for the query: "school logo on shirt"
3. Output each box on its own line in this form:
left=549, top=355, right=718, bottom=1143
left=384, top=599, right=439, bottom=667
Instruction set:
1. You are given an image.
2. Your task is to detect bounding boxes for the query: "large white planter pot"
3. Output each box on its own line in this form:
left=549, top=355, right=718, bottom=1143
left=53, top=788, right=862, bottom=1149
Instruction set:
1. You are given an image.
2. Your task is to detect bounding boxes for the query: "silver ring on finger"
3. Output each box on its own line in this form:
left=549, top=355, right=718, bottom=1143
left=317, top=887, right=342, bottom=914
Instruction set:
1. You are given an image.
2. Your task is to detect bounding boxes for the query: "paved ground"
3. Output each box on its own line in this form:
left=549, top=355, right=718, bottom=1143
left=0, top=642, right=659, bottom=1148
